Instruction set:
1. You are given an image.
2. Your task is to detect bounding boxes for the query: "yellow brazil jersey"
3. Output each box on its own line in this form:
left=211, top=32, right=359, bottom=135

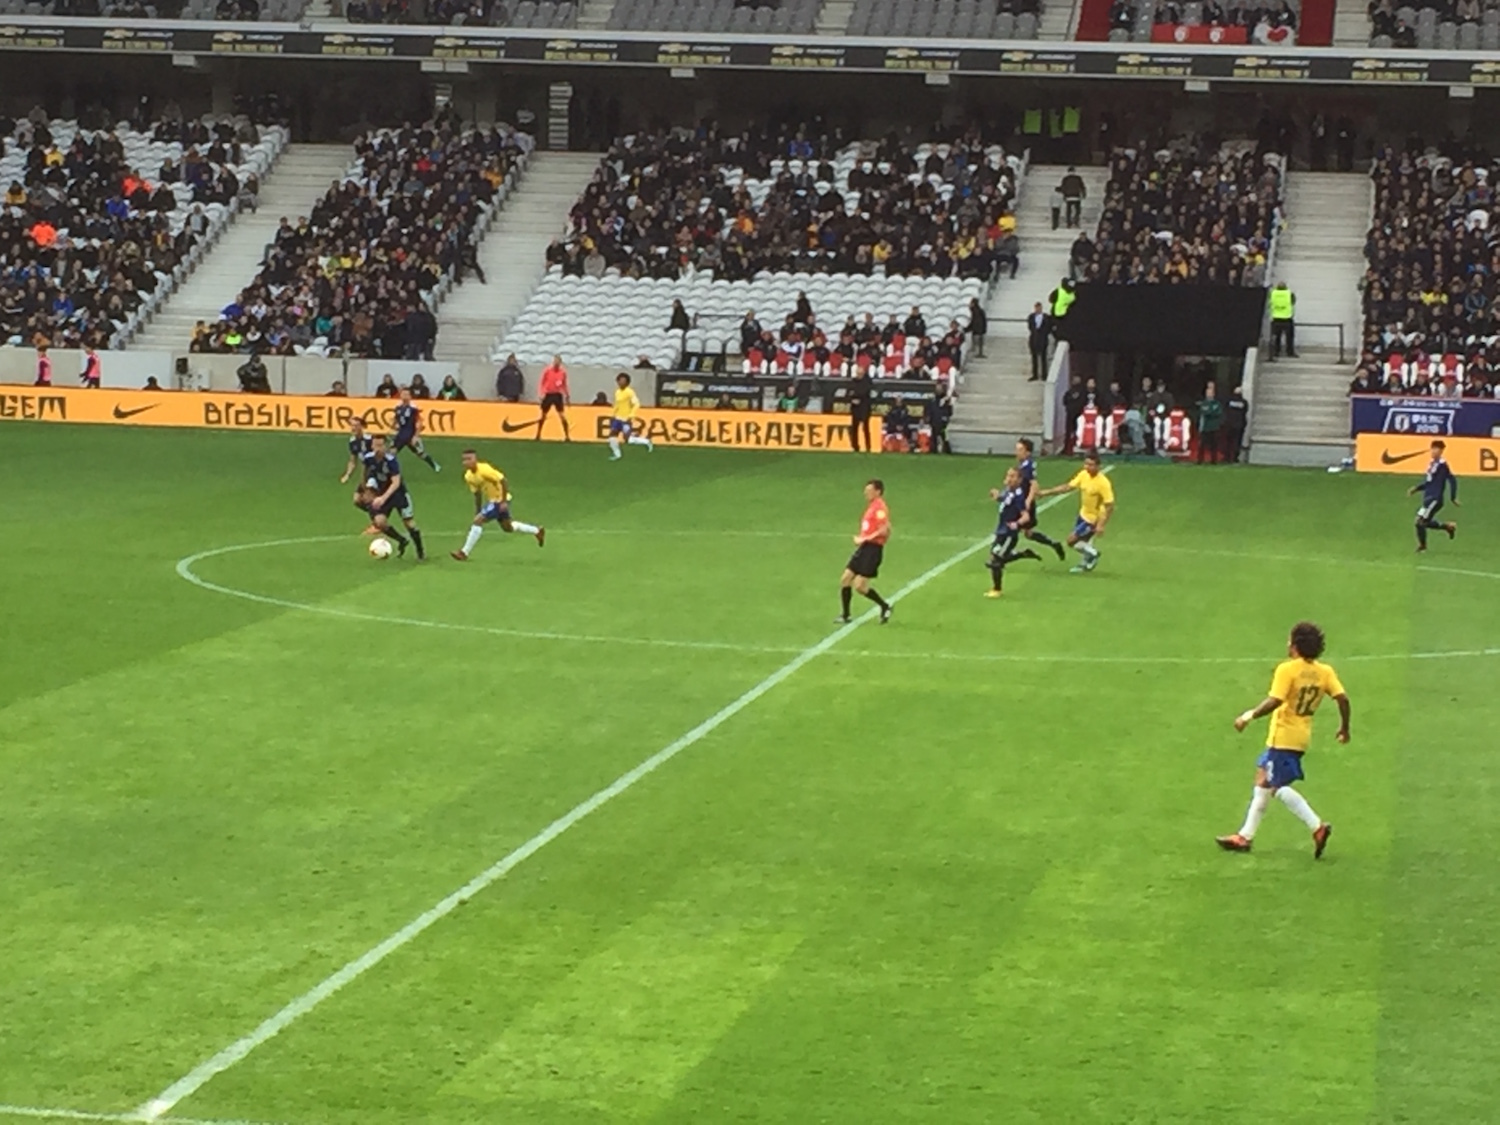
left=464, top=461, right=506, bottom=504
left=1266, top=658, right=1345, bottom=751
left=613, top=386, right=640, bottom=420
left=1069, top=469, right=1115, bottom=524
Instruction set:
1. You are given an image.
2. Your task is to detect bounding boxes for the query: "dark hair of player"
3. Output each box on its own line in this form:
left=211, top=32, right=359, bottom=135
left=1290, top=621, right=1326, bottom=660
left=1018, top=437, right=1035, bottom=454
left=617, top=372, right=632, bottom=386
left=867, top=479, right=884, bottom=494
left=1084, top=450, right=1100, bottom=464
left=462, top=448, right=476, bottom=456
left=1431, top=439, right=1446, bottom=451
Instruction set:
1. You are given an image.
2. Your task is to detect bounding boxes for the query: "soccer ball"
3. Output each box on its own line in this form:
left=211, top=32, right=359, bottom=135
left=368, top=537, right=394, bottom=560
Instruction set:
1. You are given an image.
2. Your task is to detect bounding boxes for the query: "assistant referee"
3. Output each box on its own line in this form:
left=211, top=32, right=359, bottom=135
left=838, top=479, right=893, bottom=624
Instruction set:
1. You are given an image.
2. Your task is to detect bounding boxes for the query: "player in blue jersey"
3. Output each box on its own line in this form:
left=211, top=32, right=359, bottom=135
left=1014, top=438, right=1066, bottom=560
left=340, top=417, right=374, bottom=486
left=984, top=467, right=1042, bottom=597
left=363, top=433, right=426, bottom=559
left=1408, top=439, right=1458, bottom=552
left=392, top=387, right=440, bottom=472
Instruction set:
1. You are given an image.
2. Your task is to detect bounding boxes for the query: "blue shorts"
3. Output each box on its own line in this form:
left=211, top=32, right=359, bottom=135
left=395, top=431, right=421, bottom=450
left=373, top=489, right=414, bottom=521
left=478, top=500, right=512, bottom=523
left=1256, top=748, right=1306, bottom=788
left=609, top=417, right=634, bottom=436
left=1072, top=516, right=1096, bottom=541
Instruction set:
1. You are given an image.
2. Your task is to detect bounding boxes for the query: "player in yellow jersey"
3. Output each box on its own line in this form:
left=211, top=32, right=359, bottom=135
left=450, top=449, right=545, bottom=561
left=1035, top=450, right=1114, bottom=573
left=1217, top=621, right=1350, bottom=858
left=607, top=372, right=654, bottom=460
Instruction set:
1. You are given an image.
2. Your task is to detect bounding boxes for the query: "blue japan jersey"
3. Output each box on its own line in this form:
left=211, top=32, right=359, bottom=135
left=349, top=433, right=373, bottom=461
left=1420, top=458, right=1458, bottom=505
left=394, top=403, right=419, bottom=436
left=1017, top=456, right=1037, bottom=493
left=363, top=451, right=405, bottom=495
left=996, top=486, right=1027, bottom=534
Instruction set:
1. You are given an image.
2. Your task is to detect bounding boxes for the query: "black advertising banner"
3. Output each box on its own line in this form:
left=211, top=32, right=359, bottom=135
left=430, top=33, right=505, bottom=60
left=0, top=22, right=70, bottom=49
left=654, top=372, right=939, bottom=414
left=653, top=40, right=734, bottom=66
left=656, top=373, right=771, bottom=411
left=101, top=25, right=175, bottom=51
left=209, top=28, right=289, bottom=54
left=318, top=31, right=398, bottom=57
left=2, top=21, right=1500, bottom=85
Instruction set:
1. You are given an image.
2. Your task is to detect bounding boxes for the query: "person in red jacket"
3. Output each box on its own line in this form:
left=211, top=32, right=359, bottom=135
left=536, top=354, right=571, bottom=441
left=34, top=343, right=52, bottom=386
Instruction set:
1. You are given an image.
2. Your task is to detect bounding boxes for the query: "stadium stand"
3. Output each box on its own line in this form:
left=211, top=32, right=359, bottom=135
left=30, top=0, right=315, bottom=18
left=343, top=0, right=579, bottom=26
left=1, top=115, right=285, bottom=350
left=1076, top=0, right=1333, bottom=41
left=494, top=271, right=984, bottom=371
left=557, top=129, right=1020, bottom=283
left=492, top=129, right=1023, bottom=372
left=1082, top=141, right=1282, bottom=285
left=607, top=0, right=818, bottom=33
left=1366, top=0, right=1500, bottom=49
left=194, top=119, right=530, bottom=359
left=844, top=0, right=1044, bottom=37
left=1355, top=146, right=1500, bottom=398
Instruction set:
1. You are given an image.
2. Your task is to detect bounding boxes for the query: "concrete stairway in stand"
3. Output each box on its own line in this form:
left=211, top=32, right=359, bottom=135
left=434, top=151, right=600, bottom=362
left=949, top=162, right=1109, bottom=454
left=1039, top=0, right=1077, bottom=38
left=1247, top=171, right=1369, bottom=465
left=1274, top=171, right=1368, bottom=357
left=1248, top=347, right=1353, bottom=466
left=577, top=0, right=617, bottom=29
left=130, top=144, right=351, bottom=353
left=816, top=0, right=853, bottom=31
left=1332, top=0, right=1370, bottom=45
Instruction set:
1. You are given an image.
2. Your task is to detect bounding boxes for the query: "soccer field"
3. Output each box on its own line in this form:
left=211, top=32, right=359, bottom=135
left=3, top=423, right=1498, bottom=1125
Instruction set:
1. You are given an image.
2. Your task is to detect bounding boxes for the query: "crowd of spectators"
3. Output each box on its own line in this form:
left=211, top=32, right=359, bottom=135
left=1082, top=138, right=1281, bottom=286
left=196, top=117, right=530, bottom=359
left=1148, top=0, right=1298, bottom=34
left=554, top=123, right=1021, bottom=283
left=1351, top=144, right=1500, bottom=399
left=736, top=295, right=971, bottom=381
left=1, top=107, right=264, bottom=350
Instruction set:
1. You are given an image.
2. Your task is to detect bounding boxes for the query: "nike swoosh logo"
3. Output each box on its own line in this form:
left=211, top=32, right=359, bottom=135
left=1381, top=449, right=1425, bottom=465
left=113, top=403, right=159, bottom=420
left=501, top=418, right=540, bottom=433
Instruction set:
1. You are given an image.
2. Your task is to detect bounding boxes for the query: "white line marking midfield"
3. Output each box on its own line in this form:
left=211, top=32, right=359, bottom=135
left=141, top=506, right=1028, bottom=1119
left=0, top=1103, right=274, bottom=1125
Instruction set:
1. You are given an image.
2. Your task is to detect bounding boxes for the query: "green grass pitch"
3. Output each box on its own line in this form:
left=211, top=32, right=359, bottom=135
left=2, top=423, right=1498, bottom=1125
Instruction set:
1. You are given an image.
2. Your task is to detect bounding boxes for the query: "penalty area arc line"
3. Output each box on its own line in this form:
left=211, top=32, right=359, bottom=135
left=139, top=505, right=1036, bottom=1120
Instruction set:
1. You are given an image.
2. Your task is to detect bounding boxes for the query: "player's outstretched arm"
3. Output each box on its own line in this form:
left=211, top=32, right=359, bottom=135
left=1094, top=501, right=1115, bottom=536
left=1035, top=481, right=1074, bottom=498
left=1334, top=693, right=1351, bottom=743
left=1234, top=696, right=1282, bottom=732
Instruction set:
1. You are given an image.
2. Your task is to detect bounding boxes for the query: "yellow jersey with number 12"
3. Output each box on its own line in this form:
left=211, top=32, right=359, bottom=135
left=613, top=386, right=640, bottom=420
left=1069, top=469, right=1115, bottom=524
left=1266, top=658, right=1345, bottom=751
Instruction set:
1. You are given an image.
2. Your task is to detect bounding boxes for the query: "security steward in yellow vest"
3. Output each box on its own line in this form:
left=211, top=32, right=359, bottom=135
left=1269, top=282, right=1296, bottom=360
left=1048, top=279, right=1077, bottom=324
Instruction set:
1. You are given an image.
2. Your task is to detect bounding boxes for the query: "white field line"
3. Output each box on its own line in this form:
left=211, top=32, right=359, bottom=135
left=140, top=494, right=1057, bottom=1120
left=0, top=1104, right=275, bottom=1125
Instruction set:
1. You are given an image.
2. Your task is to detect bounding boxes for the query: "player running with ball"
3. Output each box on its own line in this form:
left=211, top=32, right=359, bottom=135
left=1217, top=621, right=1350, bottom=858
left=451, top=450, right=545, bottom=561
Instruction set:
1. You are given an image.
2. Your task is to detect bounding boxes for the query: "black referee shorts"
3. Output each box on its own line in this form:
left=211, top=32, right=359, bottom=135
left=846, top=542, right=883, bottom=578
